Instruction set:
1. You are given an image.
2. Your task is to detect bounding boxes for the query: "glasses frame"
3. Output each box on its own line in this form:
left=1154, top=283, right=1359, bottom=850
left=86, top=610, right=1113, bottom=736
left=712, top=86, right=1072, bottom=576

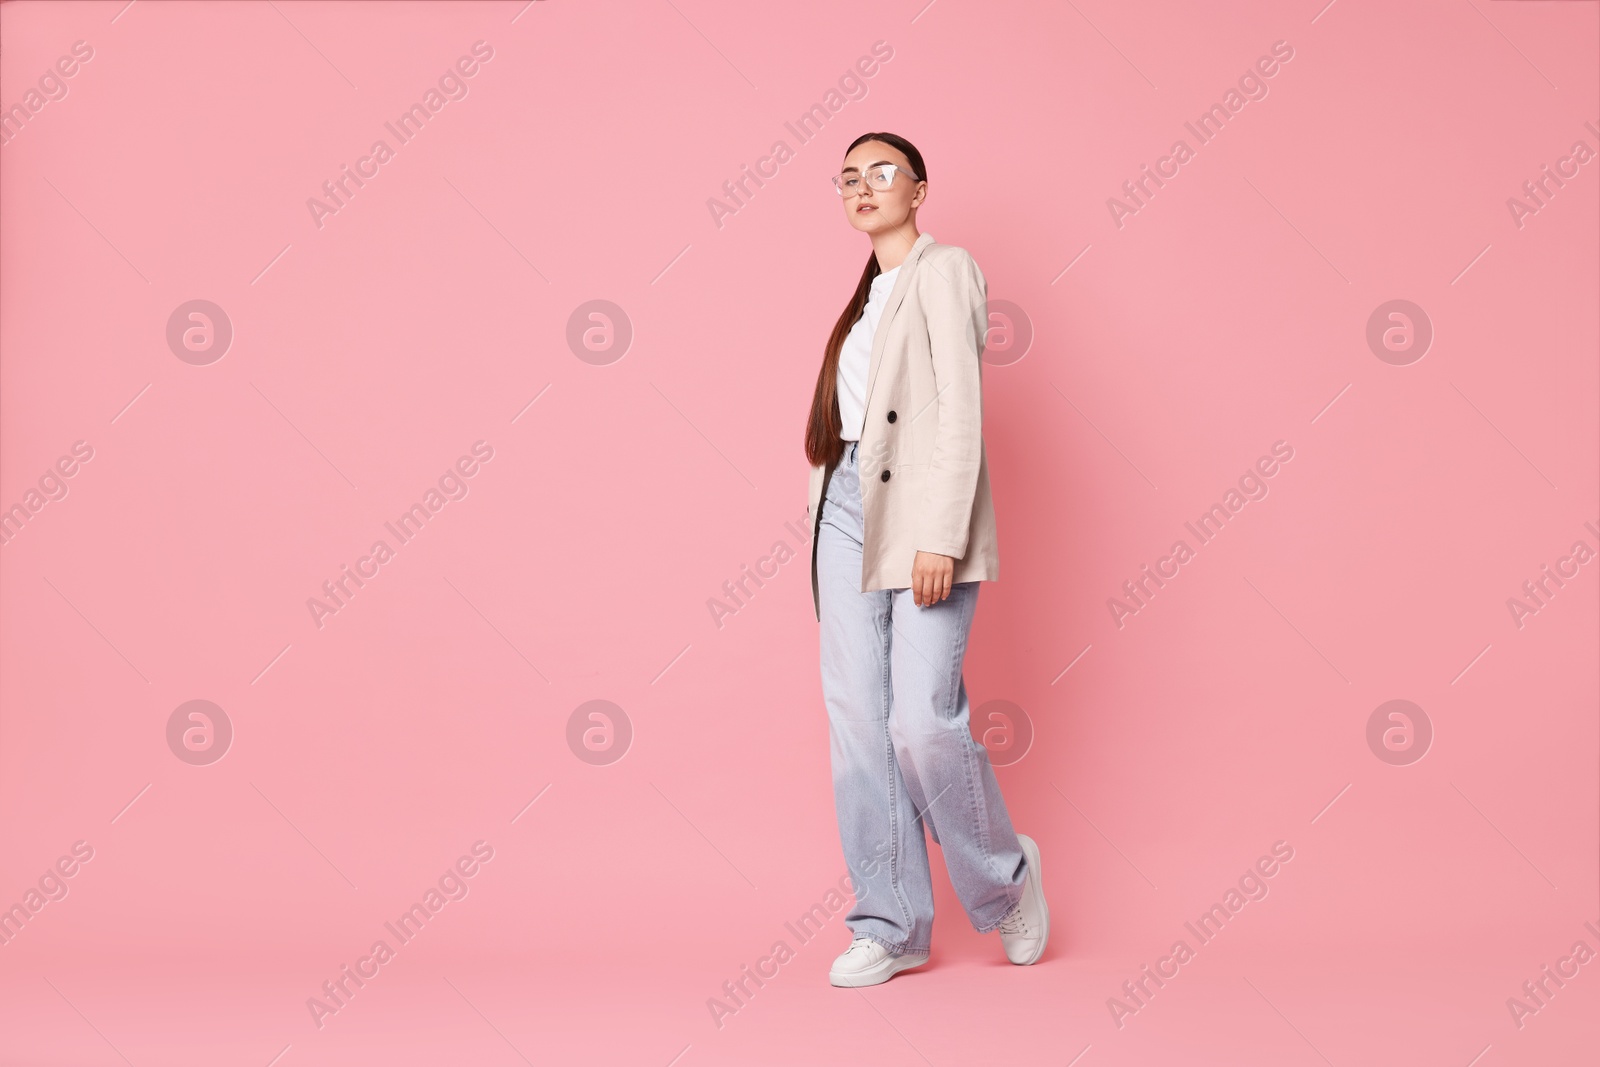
left=833, top=162, right=923, bottom=197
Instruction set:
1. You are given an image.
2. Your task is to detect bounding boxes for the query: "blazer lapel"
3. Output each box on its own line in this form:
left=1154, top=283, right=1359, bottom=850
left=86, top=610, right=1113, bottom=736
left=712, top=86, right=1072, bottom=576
left=863, top=231, right=935, bottom=414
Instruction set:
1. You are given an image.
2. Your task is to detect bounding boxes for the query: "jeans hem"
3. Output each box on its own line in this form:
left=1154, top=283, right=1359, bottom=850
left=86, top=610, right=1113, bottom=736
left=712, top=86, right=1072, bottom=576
left=853, top=929, right=931, bottom=956
left=969, top=884, right=1025, bottom=935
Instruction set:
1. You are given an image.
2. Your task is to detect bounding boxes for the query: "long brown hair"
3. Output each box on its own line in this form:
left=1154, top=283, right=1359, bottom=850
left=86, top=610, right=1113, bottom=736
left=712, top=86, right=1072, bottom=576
left=805, top=132, right=928, bottom=469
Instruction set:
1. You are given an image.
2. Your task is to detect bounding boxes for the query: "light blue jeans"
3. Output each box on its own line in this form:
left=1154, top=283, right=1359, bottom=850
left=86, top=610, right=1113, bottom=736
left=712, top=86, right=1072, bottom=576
left=817, top=438, right=1027, bottom=955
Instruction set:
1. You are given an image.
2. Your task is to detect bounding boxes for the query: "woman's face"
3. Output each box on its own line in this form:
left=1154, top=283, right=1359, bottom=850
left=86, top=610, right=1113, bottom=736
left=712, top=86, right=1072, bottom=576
left=838, top=140, right=924, bottom=235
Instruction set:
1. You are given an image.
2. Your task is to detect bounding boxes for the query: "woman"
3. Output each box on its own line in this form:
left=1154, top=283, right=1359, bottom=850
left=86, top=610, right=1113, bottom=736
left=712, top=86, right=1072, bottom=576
left=804, top=132, right=1048, bottom=987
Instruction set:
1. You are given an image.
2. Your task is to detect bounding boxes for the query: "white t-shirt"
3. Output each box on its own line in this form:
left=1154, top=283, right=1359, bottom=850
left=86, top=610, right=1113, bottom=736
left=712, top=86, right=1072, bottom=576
left=837, top=264, right=901, bottom=442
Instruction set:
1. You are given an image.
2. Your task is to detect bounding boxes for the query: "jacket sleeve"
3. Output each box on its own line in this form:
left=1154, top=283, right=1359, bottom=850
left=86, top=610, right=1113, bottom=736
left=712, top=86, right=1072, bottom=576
left=915, top=247, right=987, bottom=560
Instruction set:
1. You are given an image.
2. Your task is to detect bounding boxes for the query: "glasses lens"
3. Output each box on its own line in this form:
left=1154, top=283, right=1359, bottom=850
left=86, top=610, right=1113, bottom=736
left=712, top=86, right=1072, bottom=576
left=867, top=165, right=894, bottom=189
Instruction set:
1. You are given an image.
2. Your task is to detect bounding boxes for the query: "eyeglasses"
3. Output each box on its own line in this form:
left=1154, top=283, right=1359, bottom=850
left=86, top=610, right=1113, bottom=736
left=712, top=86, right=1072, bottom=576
left=833, top=163, right=921, bottom=196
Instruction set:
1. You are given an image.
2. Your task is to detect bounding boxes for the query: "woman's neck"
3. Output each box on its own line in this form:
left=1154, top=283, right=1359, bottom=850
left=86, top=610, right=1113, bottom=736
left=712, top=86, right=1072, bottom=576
left=871, top=224, right=920, bottom=273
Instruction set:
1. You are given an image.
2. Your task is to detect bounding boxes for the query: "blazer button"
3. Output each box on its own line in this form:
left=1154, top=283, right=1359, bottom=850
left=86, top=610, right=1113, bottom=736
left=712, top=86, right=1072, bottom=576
left=881, top=469, right=891, bottom=482
left=887, top=410, right=897, bottom=423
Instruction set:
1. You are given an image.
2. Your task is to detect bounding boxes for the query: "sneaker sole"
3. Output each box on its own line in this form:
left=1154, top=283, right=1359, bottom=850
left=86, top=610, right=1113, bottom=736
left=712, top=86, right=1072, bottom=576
left=828, top=951, right=930, bottom=988
left=1011, top=833, right=1049, bottom=965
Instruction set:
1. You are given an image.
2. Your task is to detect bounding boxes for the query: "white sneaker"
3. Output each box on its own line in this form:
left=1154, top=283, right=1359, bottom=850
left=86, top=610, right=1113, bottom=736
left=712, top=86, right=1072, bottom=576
left=998, top=833, right=1049, bottom=965
left=827, top=937, right=929, bottom=987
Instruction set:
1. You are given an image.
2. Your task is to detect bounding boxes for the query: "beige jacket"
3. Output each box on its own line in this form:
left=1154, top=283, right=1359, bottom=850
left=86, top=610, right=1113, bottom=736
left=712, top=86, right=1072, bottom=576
left=808, top=231, right=999, bottom=620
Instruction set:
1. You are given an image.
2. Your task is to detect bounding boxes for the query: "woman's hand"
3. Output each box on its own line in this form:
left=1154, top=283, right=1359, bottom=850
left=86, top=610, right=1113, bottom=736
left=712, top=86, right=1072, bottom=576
left=911, top=550, right=955, bottom=607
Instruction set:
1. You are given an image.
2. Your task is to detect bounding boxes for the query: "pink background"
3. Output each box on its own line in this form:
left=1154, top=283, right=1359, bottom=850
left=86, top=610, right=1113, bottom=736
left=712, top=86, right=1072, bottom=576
left=2, top=1, right=1597, bottom=1064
